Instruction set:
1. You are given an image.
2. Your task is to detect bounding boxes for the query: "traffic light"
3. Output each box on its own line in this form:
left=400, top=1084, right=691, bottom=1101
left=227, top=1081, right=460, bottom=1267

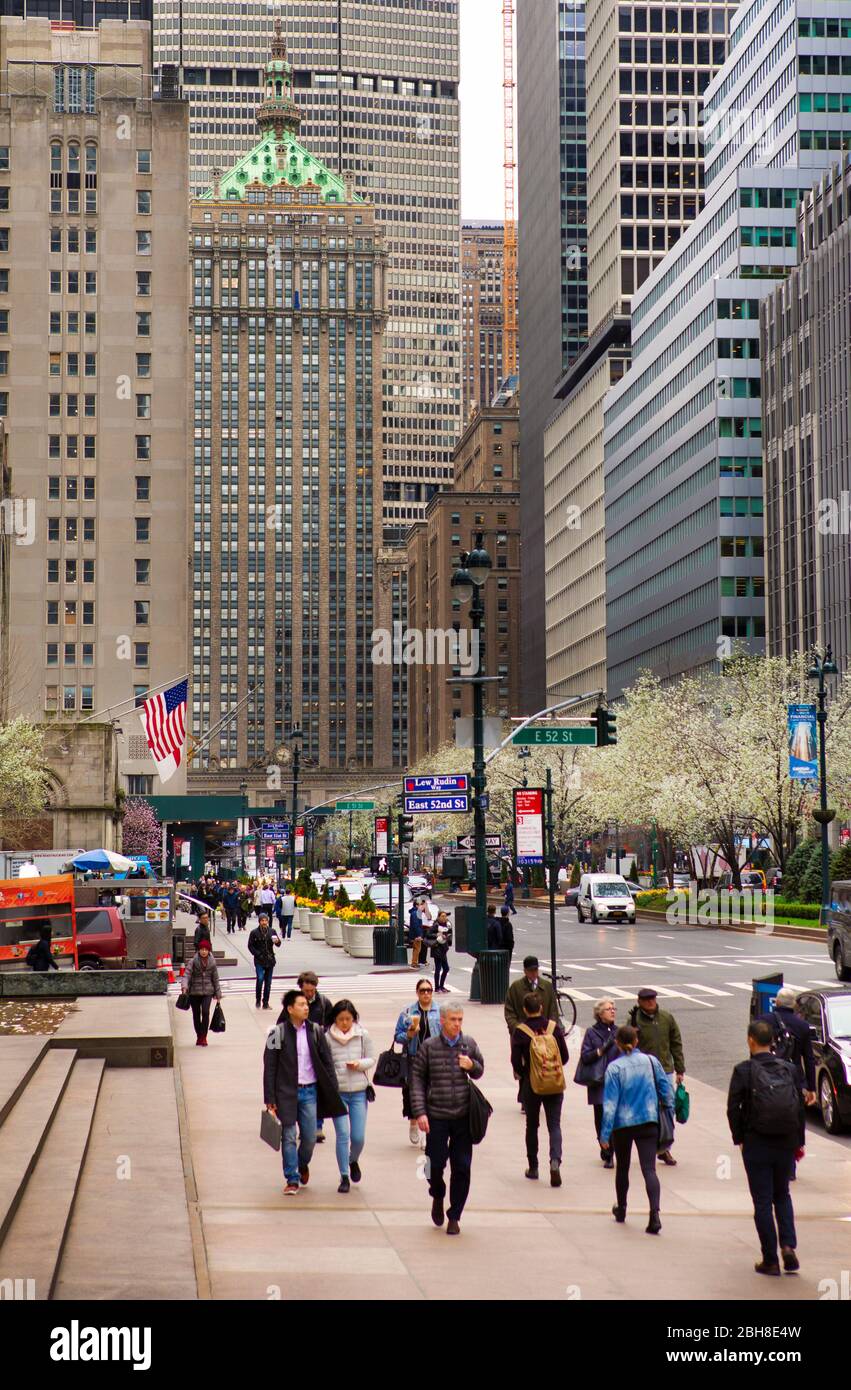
left=398, top=814, right=415, bottom=846
left=592, top=705, right=618, bottom=747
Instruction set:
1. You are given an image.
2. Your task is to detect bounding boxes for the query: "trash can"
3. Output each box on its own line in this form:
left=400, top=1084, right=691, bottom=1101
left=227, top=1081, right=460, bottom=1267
left=750, top=972, right=783, bottom=1019
left=372, top=926, right=396, bottom=966
left=478, top=949, right=510, bottom=1005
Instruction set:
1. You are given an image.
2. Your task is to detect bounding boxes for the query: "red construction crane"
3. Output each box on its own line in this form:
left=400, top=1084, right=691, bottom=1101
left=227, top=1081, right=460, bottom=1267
left=502, top=0, right=518, bottom=378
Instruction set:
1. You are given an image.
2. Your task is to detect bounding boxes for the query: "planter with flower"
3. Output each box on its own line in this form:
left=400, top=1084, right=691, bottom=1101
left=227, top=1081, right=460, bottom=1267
left=323, top=884, right=350, bottom=948
left=295, top=894, right=318, bottom=931
left=337, top=894, right=390, bottom=959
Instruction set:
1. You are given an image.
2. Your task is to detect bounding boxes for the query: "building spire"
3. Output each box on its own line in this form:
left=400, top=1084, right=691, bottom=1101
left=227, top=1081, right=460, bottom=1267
left=256, top=19, right=301, bottom=140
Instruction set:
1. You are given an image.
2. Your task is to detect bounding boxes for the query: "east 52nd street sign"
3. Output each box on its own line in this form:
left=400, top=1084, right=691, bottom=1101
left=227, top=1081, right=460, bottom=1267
left=512, top=726, right=596, bottom=746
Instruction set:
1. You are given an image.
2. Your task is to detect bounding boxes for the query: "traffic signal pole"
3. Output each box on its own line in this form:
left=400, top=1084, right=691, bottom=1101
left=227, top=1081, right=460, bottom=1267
left=544, top=766, right=557, bottom=987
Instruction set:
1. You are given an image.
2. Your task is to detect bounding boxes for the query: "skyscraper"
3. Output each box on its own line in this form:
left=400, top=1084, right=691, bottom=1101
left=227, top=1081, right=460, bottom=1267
left=0, top=16, right=188, bottom=794
left=517, top=0, right=587, bottom=712
left=542, top=0, right=737, bottom=706
left=602, top=0, right=851, bottom=699
left=154, top=0, right=461, bottom=547
left=762, top=154, right=851, bottom=672
left=461, top=221, right=505, bottom=422
left=188, top=29, right=392, bottom=778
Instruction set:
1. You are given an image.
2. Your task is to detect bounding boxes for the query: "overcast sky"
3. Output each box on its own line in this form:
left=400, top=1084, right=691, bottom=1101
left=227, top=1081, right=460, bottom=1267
left=459, top=0, right=505, bottom=221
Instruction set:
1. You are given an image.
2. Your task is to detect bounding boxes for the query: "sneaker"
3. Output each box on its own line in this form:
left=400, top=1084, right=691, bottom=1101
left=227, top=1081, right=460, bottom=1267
left=409, top=1122, right=421, bottom=1145
left=781, top=1247, right=800, bottom=1273
left=255, top=1001, right=261, bottom=1009
left=299, top=1166, right=309, bottom=1185
left=612, top=1205, right=626, bottom=1223
left=284, top=1184, right=299, bottom=1196
left=337, top=1176, right=350, bottom=1194
left=550, top=1166, right=562, bottom=1188
left=603, top=1155, right=614, bottom=1169
left=658, top=1150, right=677, bottom=1166
left=446, top=1219, right=460, bottom=1235
left=754, top=1260, right=781, bottom=1277
left=525, top=1166, right=539, bottom=1181
left=431, top=1195, right=445, bottom=1227
left=350, top=1160, right=362, bottom=1184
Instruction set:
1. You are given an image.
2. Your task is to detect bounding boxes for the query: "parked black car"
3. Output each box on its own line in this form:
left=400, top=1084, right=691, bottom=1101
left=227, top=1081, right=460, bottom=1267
left=825, top=880, right=851, bottom=981
left=795, top=987, right=851, bottom=1134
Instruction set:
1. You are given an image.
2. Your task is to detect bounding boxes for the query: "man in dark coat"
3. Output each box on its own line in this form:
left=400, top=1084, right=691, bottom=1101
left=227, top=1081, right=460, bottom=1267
left=247, top=913, right=281, bottom=1010
left=759, top=987, right=817, bottom=1099
left=264, top=989, right=346, bottom=1194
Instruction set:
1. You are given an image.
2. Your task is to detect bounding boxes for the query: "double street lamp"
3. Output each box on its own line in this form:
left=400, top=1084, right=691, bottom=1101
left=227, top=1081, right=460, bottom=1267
left=807, top=646, right=839, bottom=910
left=450, top=534, right=494, bottom=933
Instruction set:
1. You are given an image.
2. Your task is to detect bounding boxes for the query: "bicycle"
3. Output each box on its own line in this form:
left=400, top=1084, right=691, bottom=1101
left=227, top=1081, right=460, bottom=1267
left=543, top=971, right=577, bottom=1031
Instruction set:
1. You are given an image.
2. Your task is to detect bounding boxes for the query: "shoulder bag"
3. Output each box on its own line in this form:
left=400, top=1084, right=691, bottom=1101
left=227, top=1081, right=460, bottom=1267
left=361, top=1032, right=376, bottom=1103
left=573, top=1037, right=609, bottom=1087
left=467, top=1076, right=493, bottom=1145
left=176, top=991, right=191, bottom=1012
left=210, top=1001, right=226, bottom=1033
left=373, top=1039, right=409, bottom=1088
left=648, top=1056, right=674, bottom=1149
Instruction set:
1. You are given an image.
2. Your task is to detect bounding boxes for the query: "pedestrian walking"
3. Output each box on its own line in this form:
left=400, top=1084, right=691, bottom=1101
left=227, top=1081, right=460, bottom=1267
left=260, top=879, right=276, bottom=922
left=326, top=999, right=375, bottom=1193
left=497, top=906, right=515, bottom=965
left=181, top=938, right=222, bottom=1046
left=627, top=988, right=685, bottom=1165
left=600, top=1025, right=674, bottom=1234
left=503, top=876, right=517, bottom=916
left=26, top=925, right=58, bottom=973
left=395, top=979, right=442, bottom=1144
left=578, top=998, right=619, bottom=1166
left=222, top=884, right=239, bottom=934
left=760, top=987, right=817, bottom=1099
left=485, top=903, right=501, bottom=950
left=408, top=1000, right=485, bottom=1236
left=727, top=1018, right=806, bottom=1276
left=426, top=910, right=453, bottom=993
left=504, top=956, right=559, bottom=1033
left=248, top=913, right=281, bottom=1010
left=278, top=886, right=297, bottom=940
left=409, top=898, right=427, bottom=967
left=237, top=886, right=251, bottom=930
left=557, top=864, right=569, bottom=904
left=193, top=911, right=212, bottom=952
left=263, top=989, right=346, bottom=1195
left=288, top=971, right=333, bottom=1027
left=510, top=991, right=568, bottom=1186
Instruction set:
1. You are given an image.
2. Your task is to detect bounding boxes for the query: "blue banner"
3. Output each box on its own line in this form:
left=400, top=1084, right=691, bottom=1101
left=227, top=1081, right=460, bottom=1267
left=788, top=703, right=817, bottom=780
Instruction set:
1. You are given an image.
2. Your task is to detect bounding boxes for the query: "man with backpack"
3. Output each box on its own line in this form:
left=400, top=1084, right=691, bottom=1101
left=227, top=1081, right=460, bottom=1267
left=727, top=1018, right=806, bottom=1276
left=510, top=992, right=568, bottom=1186
left=760, top=987, right=817, bottom=1100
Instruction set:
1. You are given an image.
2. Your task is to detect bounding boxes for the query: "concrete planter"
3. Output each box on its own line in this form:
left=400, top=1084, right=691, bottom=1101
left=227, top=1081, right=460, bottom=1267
left=340, top=920, right=352, bottom=953
left=324, top=915, right=344, bottom=948
left=297, top=907, right=311, bottom=930
left=308, top=912, right=326, bottom=941
left=348, top=922, right=375, bottom=959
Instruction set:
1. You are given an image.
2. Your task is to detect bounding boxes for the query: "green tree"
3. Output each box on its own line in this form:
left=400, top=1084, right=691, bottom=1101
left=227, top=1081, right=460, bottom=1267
left=829, top=842, right=851, bottom=884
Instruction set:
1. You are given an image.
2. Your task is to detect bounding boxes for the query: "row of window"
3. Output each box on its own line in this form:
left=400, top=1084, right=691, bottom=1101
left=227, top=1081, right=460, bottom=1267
left=798, top=54, right=851, bottom=75
left=797, top=17, right=851, bottom=37
left=799, top=130, right=851, bottom=151
left=618, top=7, right=730, bottom=34
left=46, top=642, right=95, bottom=665
left=47, top=559, right=96, bottom=583
left=800, top=92, right=851, bottom=113
left=740, top=186, right=813, bottom=209
left=720, top=495, right=764, bottom=516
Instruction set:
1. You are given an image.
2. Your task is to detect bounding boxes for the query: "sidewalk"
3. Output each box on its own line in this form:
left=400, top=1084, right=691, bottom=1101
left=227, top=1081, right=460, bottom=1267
left=174, top=954, right=851, bottom=1301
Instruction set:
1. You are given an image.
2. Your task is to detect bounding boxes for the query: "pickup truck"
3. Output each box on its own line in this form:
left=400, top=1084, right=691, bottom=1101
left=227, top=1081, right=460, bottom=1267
left=74, top=905, right=128, bottom=970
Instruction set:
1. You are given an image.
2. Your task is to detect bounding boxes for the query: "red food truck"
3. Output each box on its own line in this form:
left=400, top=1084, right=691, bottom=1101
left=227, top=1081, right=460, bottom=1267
left=0, top=874, right=79, bottom=969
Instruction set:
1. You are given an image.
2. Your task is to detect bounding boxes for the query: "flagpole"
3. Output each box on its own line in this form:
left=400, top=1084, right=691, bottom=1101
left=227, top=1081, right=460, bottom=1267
left=186, top=682, right=264, bottom=762
left=80, top=673, right=190, bottom=725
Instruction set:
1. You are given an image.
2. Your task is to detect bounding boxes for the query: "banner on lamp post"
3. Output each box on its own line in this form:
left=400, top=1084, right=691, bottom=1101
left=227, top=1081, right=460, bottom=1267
left=294, top=826, right=305, bottom=855
left=514, top=787, right=544, bottom=866
left=788, top=703, right=818, bottom=780
left=374, top=815, right=389, bottom=856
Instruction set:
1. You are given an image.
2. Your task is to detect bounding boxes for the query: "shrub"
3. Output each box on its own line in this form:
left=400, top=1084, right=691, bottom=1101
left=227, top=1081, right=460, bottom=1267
left=334, top=883, right=351, bottom=908
left=568, top=861, right=581, bottom=888
left=829, top=843, right=851, bottom=885
left=783, top=840, right=820, bottom=902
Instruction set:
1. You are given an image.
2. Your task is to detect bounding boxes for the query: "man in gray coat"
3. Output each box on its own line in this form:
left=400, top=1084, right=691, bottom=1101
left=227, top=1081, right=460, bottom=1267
left=409, top=1000, right=485, bottom=1236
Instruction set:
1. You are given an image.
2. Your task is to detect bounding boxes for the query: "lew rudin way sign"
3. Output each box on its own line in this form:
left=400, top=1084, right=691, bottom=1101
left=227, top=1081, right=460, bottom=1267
left=403, top=772, right=470, bottom=815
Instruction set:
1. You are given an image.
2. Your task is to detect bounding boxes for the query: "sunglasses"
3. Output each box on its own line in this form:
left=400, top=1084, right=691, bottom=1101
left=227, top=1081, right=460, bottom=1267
left=417, top=987, right=433, bottom=994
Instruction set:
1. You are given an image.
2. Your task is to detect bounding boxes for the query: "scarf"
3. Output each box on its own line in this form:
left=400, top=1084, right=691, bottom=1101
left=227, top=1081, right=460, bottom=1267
left=329, top=1023, right=361, bottom=1047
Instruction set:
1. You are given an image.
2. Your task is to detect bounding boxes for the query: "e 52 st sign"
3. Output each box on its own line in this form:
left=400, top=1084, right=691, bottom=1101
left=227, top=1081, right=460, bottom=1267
left=404, top=793, right=470, bottom=815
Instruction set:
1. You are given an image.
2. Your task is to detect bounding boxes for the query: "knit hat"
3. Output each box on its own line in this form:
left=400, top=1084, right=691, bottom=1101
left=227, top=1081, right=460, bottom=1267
left=197, top=939, right=212, bottom=951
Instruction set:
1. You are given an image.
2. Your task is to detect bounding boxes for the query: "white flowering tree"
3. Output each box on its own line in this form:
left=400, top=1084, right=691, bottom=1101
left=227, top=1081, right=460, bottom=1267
left=0, top=717, right=51, bottom=849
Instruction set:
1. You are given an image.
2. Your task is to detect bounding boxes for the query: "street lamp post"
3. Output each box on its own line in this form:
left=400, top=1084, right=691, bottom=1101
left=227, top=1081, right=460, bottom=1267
left=808, top=646, right=839, bottom=911
left=288, top=725, right=303, bottom=884
left=451, top=536, right=494, bottom=997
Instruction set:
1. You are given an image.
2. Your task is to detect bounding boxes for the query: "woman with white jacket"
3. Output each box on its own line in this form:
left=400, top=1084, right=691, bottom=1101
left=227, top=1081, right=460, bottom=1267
left=326, top=999, right=375, bottom=1193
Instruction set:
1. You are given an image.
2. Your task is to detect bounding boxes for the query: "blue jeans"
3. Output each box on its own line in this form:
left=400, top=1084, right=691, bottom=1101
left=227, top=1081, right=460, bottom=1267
left=280, top=915, right=294, bottom=939
left=332, top=1090, right=368, bottom=1177
left=282, top=1084, right=318, bottom=1185
left=255, top=963, right=274, bottom=1006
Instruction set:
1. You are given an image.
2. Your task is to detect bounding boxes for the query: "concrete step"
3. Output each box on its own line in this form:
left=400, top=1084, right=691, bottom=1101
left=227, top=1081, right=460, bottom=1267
left=0, top=1049, right=76, bottom=1246
left=0, top=1057, right=105, bottom=1299
left=0, top=1039, right=50, bottom=1127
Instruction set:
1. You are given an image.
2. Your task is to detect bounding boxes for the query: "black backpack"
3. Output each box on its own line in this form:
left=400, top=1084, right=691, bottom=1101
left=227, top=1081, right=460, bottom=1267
left=749, top=1057, right=801, bottom=1136
left=770, top=1013, right=796, bottom=1063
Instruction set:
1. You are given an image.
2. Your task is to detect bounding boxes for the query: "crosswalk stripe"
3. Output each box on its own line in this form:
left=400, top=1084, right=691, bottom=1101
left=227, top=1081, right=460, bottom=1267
left=590, top=962, right=632, bottom=971
left=556, top=961, right=597, bottom=972
left=662, top=958, right=707, bottom=968
left=589, top=986, right=637, bottom=999
left=685, top=983, right=733, bottom=997
left=628, top=960, right=670, bottom=969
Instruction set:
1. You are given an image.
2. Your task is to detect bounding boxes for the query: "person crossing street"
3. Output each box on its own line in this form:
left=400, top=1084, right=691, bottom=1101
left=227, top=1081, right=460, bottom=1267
left=627, top=988, right=685, bottom=1165
left=247, top=912, right=281, bottom=1010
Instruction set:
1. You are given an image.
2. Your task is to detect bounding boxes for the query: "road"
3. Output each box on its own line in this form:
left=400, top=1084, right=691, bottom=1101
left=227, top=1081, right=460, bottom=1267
left=440, top=899, right=850, bottom=1150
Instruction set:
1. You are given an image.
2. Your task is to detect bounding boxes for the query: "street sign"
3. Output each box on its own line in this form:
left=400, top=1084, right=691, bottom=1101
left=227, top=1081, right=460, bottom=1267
left=404, top=774, right=469, bottom=794
left=404, top=793, right=470, bottom=815
left=512, top=725, right=596, bottom=745
left=261, top=821, right=290, bottom=837
left=294, top=827, right=305, bottom=855
left=457, top=834, right=502, bottom=851
left=374, top=815, right=389, bottom=856
left=337, top=800, right=375, bottom=811
left=514, top=787, right=544, bottom=865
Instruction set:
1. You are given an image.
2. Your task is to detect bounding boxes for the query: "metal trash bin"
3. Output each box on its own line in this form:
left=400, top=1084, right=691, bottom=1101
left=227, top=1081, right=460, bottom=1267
left=372, top=926, right=396, bottom=966
left=478, top=949, right=510, bottom=1005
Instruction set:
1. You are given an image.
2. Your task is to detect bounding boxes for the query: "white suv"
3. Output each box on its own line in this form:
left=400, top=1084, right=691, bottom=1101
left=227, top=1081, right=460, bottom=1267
left=576, top=873, right=636, bottom=924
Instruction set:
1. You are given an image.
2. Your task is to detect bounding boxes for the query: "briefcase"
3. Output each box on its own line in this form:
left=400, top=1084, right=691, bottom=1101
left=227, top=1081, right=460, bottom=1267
left=260, top=1108, right=282, bottom=1151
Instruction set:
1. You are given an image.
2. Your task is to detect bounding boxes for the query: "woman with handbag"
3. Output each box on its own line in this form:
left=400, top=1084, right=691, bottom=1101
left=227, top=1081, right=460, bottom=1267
left=577, top=999, right=619, bottom=1168
left=394, top=980, right=441, bottom=1145
left=599, top=1024, right=674, bottom=1234
left=325, top=999, right=375, bottom=1193
left=180, top=938, right=222, bottom=1046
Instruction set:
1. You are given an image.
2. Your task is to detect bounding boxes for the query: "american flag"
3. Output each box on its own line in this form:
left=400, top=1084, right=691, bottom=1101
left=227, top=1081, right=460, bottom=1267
left=139, top=679, right=188, bottom=784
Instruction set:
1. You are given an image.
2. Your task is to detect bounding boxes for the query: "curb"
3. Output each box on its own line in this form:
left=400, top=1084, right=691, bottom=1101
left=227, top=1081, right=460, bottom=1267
left=634, top=907, right=825, bottom=942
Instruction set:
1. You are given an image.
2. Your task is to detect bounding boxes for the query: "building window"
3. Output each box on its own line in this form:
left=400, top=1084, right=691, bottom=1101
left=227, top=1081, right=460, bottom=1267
left=135, top=475, right=150, bottom=501
left=136, top=271, right=151, bottom=296
left=136, top=353, right=151, bottom=377
left=135, top=559, right=150, bottom=584
left=135, top=517, right=150, bottom=543
left=136, top=231, right=151, bottom=255
left=136, top=190, right=151, bottom=215
left=135, top=600, right=150, bottom=625
left=134, top=642, right=149, bottom=667
left=136, top=150, right=151, bottom=174
left=127, top=774, right=154, bottom=795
